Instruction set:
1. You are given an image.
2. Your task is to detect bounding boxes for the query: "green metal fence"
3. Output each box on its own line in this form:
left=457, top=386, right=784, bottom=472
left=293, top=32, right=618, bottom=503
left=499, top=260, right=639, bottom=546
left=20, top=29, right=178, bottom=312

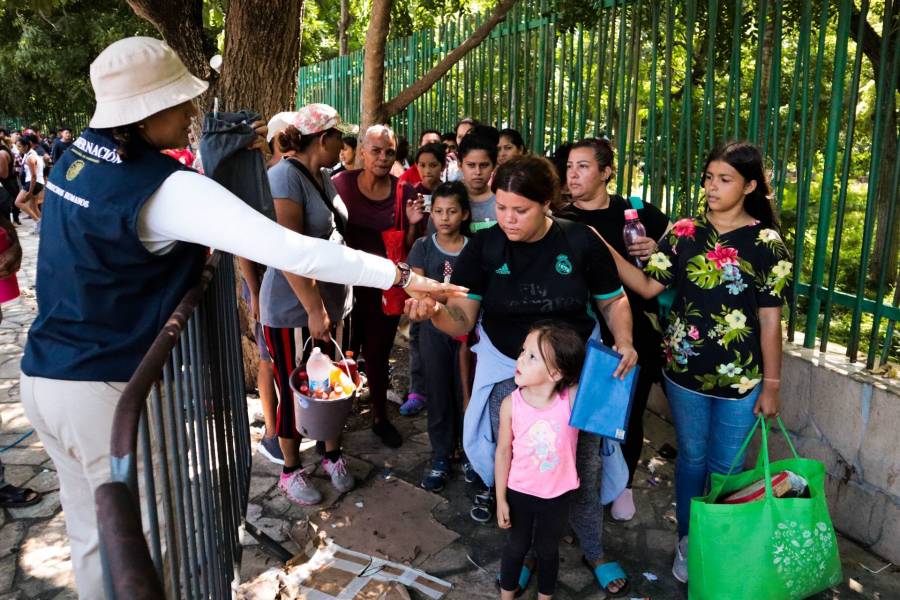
left=299, top=0, right=899, bottom=368
left=0, top=113, right=91, bottom=135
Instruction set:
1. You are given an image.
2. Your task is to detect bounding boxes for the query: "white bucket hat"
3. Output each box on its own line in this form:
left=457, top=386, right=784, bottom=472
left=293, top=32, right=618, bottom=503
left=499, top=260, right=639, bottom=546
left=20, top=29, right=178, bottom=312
left=89, top=37, right=209, bottom=128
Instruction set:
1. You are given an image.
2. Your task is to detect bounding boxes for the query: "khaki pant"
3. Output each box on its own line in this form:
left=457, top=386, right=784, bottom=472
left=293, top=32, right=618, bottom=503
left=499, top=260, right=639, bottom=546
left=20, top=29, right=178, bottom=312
left=20, top=373, right=124, bottom=600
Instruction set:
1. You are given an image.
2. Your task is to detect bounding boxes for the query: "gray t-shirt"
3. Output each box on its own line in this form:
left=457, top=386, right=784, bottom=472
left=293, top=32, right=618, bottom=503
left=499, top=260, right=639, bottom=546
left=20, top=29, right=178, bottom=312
left=259, top=159, right=353, bottom=328
left=469, top=193, right=496, bottom=232
left=407, top=233, right=469, bottom=283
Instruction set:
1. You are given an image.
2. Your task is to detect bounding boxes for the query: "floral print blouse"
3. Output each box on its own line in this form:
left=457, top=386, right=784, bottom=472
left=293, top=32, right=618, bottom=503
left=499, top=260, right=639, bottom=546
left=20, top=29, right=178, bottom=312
left=644, top=214, right=793, bottom=399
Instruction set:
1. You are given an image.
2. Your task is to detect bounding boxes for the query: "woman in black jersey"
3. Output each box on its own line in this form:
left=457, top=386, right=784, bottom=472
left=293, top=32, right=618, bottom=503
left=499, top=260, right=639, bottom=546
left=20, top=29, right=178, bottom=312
left=406, top=156, right=636, bottom=597
left=557, top=138, right=671, bottom=522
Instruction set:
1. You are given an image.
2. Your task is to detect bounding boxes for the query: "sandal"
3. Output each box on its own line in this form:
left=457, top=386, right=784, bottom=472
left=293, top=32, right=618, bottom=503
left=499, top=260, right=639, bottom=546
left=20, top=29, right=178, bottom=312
left=0, top=484, right=42, bottom=508
left=583, top=557, right=630, bottom=598
left=494, top=561, right=535, bottom=598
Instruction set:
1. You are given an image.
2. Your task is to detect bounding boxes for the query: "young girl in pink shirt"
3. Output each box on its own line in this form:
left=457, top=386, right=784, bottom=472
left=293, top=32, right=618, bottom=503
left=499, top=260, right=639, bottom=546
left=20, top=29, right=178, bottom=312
left=495, top=321, right=585, bottom=600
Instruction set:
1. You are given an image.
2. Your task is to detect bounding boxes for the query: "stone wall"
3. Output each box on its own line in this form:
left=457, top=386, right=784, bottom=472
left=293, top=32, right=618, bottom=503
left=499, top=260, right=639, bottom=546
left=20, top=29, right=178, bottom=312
left=646, top=340, right=900, bottom=564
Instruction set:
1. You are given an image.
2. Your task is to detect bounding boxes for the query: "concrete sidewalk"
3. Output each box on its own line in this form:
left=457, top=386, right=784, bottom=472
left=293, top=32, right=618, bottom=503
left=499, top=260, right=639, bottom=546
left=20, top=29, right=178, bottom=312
left=0, top=224, right=897, bottom=599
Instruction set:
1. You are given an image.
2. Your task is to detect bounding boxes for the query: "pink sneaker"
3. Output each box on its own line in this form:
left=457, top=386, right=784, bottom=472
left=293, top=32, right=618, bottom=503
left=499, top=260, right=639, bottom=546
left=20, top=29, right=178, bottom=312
left=278, top=469, right=322, bottom=506
left=611, top=488, right=636, bottom=521
left=322, top=456, right=355, bottom=493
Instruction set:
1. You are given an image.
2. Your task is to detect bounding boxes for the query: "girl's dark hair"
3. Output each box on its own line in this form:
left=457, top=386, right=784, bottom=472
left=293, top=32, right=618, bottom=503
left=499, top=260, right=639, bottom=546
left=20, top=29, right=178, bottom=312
left=396, top=136, right=410, bottom=163
left=499, top=128, right=525, bottom=150
left=529, top=321, right=585, bottom=392
left=458, top=133, right=498, bottom=164
left=702, top=140, right=777, bottom=228
left=432, top=180, right=472, bottom=235
left=570, top=137, right=615, bottom=182
left=415, top=142, right=446, bottom=166
left=342, top=136, right=357, bottom=150
left=492, top=155, right=559, bottom=206
left=278, top=125, right=341, bottom=154
left=440, top=132, right=456, bottom=143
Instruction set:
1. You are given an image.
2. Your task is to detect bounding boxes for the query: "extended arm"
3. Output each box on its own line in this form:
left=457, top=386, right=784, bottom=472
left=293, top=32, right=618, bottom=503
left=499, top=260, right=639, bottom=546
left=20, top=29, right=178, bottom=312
left=494, top=396, right=514, bottom=529
left=755, top=306, right=783, bottom=417
left=595, top=293, right=638, bottom=378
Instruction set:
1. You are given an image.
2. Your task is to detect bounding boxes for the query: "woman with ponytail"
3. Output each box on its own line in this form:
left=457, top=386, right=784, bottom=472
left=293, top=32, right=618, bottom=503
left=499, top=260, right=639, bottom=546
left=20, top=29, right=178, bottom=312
left=605, top=141, right=792, bottom=584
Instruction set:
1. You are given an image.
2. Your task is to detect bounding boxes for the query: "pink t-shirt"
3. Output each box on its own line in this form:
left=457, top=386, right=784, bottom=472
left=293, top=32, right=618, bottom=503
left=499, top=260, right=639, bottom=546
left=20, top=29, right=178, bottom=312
left=507, top=387, right=580, bottom=499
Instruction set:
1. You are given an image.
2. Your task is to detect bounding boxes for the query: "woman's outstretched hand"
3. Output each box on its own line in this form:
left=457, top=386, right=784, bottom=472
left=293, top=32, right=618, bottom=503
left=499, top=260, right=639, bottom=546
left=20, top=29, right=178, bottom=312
left=403, top=296, right=440, bottom=321
left=404, top=271, right=467, bottom=300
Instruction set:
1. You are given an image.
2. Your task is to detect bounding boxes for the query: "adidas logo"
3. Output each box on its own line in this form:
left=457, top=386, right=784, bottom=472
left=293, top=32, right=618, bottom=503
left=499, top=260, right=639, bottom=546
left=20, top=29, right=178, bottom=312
left=495, top=263, right=510, bottom=275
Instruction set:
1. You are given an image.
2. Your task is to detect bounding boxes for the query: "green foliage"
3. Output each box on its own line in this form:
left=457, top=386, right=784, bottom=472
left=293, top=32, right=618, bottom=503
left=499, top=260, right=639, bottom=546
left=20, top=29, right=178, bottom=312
left=0, top=0, right=156, bottom=128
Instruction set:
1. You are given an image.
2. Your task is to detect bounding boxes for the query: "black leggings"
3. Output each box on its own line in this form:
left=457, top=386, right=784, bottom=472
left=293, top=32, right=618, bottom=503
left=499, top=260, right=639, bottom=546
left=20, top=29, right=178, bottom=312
left=348, top=287, right=400, bottom=422
left=500, top=489, right=571, bottom=596
left=622, top=363, right=656, bottom=486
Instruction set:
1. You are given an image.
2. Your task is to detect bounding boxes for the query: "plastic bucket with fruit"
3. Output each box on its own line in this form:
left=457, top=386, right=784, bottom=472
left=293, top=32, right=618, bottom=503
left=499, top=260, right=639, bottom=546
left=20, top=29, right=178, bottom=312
left=289, top=341, right=359, bottom=440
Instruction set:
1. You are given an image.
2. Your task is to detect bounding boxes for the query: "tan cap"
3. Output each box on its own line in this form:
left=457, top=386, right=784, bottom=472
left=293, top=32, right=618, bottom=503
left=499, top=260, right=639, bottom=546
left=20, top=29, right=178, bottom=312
left=293, top=104, right=357, bottom=136
left=89, top=37, right=209, bottom=128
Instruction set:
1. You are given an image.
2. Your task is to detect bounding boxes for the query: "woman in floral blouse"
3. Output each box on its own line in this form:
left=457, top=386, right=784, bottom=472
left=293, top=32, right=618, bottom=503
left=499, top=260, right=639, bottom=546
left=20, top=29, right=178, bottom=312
left=607, top=141, right=792, bottom=584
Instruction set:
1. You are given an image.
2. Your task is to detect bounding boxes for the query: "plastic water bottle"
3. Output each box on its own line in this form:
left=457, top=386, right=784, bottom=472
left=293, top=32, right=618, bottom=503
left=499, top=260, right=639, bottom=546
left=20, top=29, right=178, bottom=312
left=306, top=347, right=332, bottom=395
left=623, top=207, right=647, bottom=268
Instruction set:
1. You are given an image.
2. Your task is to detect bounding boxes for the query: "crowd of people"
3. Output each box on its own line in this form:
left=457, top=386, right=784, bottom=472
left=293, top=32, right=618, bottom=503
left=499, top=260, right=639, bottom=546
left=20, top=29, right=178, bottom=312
left=3, top=36, right=794, bottom=600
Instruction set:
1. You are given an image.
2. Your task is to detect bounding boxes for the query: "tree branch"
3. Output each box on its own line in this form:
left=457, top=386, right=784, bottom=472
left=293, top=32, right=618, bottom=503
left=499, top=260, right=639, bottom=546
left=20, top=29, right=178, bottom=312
left=850, top=0, right=900, bottom=93
left=381, top=0, right=520, bottom=119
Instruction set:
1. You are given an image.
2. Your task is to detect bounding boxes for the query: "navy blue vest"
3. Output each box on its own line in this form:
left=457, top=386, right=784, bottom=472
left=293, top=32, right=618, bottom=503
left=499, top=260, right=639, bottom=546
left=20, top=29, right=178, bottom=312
left=22, top=128, right=206, bottom=381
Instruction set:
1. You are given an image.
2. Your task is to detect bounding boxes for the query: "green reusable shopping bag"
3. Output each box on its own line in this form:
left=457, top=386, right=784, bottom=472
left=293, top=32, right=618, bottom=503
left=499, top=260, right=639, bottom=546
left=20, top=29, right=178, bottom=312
left=687, top=416, right=842, bottom=599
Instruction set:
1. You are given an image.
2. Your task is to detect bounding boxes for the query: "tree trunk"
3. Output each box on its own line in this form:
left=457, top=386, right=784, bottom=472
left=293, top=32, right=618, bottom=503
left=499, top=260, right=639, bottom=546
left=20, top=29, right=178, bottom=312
left=125, top=0, right=218, bottom=107
left=361, top=0, right=521, bottom=132
left=757, top=6, right=776, bottom=143
left=219, top=0, right=304, bottom=118
left=339, top=0, right=352, bottom=56
left=361, top=0, right=394, bottom=129
left=850, top=1, right=899, bottom=285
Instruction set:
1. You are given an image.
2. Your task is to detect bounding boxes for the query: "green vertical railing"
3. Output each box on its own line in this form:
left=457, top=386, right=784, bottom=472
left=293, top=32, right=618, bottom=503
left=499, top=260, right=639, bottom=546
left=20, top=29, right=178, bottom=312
left=298, top=0, right=900, bottom=368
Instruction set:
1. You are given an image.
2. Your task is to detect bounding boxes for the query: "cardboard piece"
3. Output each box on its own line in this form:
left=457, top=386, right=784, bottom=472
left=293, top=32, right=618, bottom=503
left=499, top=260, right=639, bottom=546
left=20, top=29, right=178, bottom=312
left=238, top=541, right=452, bottom=600
left=311, top=477, right=458, bottom=564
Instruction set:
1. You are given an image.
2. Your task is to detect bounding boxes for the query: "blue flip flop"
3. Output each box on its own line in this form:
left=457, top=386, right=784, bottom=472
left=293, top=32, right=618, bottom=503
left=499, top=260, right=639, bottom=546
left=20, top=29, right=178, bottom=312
left=589, top=560, right=630, bottom=598
left=495, top=564, right=533, bottom=598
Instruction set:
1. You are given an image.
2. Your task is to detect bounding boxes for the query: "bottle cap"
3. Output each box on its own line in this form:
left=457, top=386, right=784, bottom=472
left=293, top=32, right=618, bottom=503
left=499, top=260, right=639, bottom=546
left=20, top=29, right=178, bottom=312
left=624, top=209, right=639, bottom=220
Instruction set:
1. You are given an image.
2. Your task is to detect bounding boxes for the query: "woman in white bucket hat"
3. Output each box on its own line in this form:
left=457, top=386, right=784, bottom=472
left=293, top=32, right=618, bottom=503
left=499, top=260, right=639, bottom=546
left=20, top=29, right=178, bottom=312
left=17, top=37, right=463, bottom=599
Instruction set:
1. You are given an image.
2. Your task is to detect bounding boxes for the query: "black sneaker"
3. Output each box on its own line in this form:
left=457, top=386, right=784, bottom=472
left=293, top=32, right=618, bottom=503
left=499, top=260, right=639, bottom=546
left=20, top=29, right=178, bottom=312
left=257, top=435, right=285, bottom=465
left=421, top=459, right=450, bottom=492
left=463, top=461, right=479, bottom=484
left=470, top=488, right=494, bottom=523
left=372, top=420, right=403, bottom=448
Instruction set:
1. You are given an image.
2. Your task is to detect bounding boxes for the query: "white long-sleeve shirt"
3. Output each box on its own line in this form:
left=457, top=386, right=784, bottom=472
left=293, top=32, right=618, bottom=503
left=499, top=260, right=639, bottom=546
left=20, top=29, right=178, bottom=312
left=137, top=170, right=396, bottom=290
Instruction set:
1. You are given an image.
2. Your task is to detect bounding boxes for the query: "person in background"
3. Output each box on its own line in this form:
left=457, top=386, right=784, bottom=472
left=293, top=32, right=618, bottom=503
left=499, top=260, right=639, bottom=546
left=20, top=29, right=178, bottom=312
left=14, top=134, right=44, bottom=229
left=50, top=127, right=74, bottom=164
left=0, top=217, right=37, bottom=508
left=444, top=118, right=477, bottom=181
left=409, top=180, right=471, bottom=491
left=333, top=124, right=426, bottom=448
left=396, top=128, right=443, bottom=199
left=264, top=111, right=297, bottom=168
left=240, top=110, right=298, bottom=467
left=607, top=140, right=791, bottom=584
left=399, top=141, right=449, bottom=418
left=0, top=139, right=20, bottom=224
left=260, top=104, right=358, bottom=504
left=457, top=134, right=498, bottom=231
left=497, top=128, right=526, bottom=165
left=557, top=137, right=671, bottom=522
left=162, top=144, right=195, bottom=166
left=332, top=136, right=357, bottom=176
left=391, top=136, right=411, bottom=177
